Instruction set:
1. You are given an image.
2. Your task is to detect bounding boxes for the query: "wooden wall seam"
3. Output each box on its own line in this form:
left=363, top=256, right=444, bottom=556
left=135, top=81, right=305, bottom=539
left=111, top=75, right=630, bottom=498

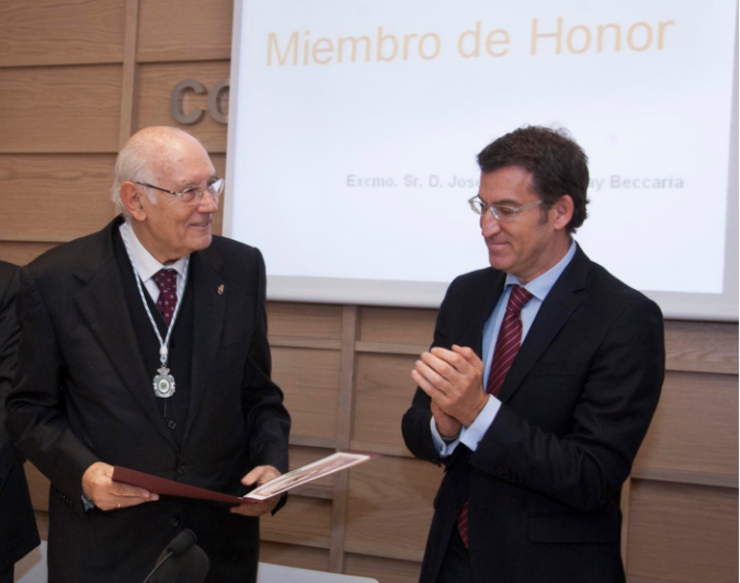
left=621, top=477, right=632, bottom=571
left=329, top=305, right=360, bottom=572
left=118, top=0, right=141, bottom=152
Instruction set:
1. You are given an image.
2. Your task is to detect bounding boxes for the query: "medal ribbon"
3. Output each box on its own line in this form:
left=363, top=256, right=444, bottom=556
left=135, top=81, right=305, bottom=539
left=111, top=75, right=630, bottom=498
left=120, top=223, right=189, bottom=400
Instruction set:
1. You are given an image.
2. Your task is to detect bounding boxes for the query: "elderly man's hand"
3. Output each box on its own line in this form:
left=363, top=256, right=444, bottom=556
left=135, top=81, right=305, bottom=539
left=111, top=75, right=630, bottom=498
left=412, top=345, right=489, bottom=428
left=82, top=461, right=159, bottom=511
left=230, top=465, right=282, bottom=517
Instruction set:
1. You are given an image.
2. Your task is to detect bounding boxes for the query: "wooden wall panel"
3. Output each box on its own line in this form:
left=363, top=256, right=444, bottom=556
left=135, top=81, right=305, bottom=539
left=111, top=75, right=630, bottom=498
left=0, top=0, right=126, bottom=68
left=211, top=153, right=226, bottom=235
left=0, top=65, right=122, bottom=153
left=24, top=463, right=50, bottom=513
left=261, top=496, right=332, bottom=549
left=135, top=61, right=229, bottom=152
left=353, top=353, right=416, bottom=454
left=634, top=372, right=738, bottom=478
left=665, top=321, right=738, bottom=375
left=289, top=446, right=333, bottom=473
left=267, top=303, right=344, bottom=340
left=627, top=480, right=737, bottom=583
left=260, top=542, right=330, bottom=572
left=360, top=307, right=437, bottom=345
left=272, top=347, right=340, bottom=443
left=0, top=242, right=58, bottom=266
left=0, top=155, right=116, bottom=242
left=137, top=0, right=232, bottom=63
left=345, top=554, right=421, bottom=583
left=34, top=512, right=49, bottom=541
left=288, top=446, right=335, bottom=495
left=345, top=456, right=441, bottom=561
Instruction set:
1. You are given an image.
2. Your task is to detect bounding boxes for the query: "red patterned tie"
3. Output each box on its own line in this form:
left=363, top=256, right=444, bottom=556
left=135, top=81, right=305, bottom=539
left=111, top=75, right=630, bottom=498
left=456, top=285, right=534, bottom=548
left=153, top=268, right=178, bottom=325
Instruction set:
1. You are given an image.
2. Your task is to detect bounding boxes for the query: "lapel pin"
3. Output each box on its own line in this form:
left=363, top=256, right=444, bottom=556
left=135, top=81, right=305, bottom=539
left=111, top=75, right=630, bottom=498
left=217, top=284, right=225, bottom=295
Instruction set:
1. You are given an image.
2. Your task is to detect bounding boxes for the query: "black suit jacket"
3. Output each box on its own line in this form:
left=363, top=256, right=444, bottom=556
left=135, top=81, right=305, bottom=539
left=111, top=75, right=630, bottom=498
left=6, top=218, right=290, bottom=583
left=0, top=260, right=40, bottom=569
left=402, top=245, right=664, bottom=583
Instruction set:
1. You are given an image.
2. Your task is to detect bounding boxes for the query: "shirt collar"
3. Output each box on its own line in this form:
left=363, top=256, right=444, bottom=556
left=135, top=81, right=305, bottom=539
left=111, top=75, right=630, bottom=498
left=505, top=239, right=577, bottom=301
left=119, top=221, right=189, bottom=283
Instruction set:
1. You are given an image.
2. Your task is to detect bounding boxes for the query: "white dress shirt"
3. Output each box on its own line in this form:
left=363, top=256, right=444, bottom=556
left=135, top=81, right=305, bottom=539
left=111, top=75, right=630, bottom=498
left=119, top=222, right=188, bottom=303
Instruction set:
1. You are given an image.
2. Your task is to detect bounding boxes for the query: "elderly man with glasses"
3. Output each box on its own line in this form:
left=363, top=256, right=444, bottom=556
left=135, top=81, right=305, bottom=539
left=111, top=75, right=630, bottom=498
left=6, top=126, right=290, bottom=583
left=403, top=126, right=665, bottom=583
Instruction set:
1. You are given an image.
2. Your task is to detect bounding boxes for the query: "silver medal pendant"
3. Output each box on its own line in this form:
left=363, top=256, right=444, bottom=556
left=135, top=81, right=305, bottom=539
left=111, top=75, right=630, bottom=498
left=153, top=367, right=176, bottom=398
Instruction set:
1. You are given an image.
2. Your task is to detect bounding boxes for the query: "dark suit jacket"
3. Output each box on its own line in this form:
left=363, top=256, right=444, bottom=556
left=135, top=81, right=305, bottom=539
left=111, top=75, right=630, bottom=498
left=6, top=218, right=290, bottom=583
left=402, top=245, right=664, bottom=583
left=0, top=260, right=40, bottom=569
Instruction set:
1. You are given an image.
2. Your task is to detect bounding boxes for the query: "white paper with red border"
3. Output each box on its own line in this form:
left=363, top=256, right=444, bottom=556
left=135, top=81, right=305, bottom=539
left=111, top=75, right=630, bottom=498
left=112, top=451, right=379, bottom=504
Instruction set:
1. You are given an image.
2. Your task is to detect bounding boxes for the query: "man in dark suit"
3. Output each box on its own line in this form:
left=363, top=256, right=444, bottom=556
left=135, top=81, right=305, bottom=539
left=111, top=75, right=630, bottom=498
left=402, top=126, right=664, bottom=583
left=6, top=126, right=290, bottom=583
left=0, top=260, right=40, bottom=583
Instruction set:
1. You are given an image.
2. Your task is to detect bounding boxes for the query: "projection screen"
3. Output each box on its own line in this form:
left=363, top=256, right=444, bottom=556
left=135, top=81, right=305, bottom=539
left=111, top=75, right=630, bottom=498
left=225, top=0, right=739, bottom=321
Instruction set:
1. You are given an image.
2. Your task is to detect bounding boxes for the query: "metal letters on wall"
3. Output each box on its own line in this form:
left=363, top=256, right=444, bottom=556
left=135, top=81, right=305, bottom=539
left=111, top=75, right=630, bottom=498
left=171, top=79, right=229, bottom=125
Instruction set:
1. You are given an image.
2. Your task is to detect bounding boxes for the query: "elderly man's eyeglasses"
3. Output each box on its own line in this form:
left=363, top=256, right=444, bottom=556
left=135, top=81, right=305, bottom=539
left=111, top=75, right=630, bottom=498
left=136, top=178, right=225, bottom=205
left=468, top=196, right=543, bottom=221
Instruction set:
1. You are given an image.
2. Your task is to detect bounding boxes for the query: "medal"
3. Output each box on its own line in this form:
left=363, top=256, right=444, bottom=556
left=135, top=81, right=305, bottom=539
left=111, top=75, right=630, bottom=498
left=153, top=367, right=176, bottom=398
left=121, top=223, right=189, bottom=405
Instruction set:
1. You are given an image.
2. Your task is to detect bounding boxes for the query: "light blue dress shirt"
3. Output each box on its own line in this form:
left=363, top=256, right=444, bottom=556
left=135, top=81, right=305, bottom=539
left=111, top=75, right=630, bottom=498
left=431, top=240, right=577, bottom=457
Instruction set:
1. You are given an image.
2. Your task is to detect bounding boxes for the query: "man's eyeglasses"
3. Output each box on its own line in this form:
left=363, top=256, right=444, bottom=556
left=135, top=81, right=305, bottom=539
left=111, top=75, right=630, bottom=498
left=468, top=196, right=543, bottom=221
left=136, top=178, right=225, bottom=205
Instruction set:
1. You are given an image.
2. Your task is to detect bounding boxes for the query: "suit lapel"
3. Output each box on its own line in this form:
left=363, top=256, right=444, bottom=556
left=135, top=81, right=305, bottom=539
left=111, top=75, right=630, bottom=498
left=497, top=245, right=590, bottom=403
left=183, top=246, right=226, bottom=440
left=73, top=221, right=179, bottom=451
left=473, top=270, right=507, bottom=356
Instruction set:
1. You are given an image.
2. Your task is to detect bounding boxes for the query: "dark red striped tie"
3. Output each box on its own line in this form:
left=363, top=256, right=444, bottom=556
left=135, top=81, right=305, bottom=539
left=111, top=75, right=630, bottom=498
left=456, top=285, right=534, bottom=548
left=153, top=268, right=178, bottom=325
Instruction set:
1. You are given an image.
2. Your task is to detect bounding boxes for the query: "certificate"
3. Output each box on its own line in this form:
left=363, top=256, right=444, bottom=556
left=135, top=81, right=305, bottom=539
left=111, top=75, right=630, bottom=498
left=112, top=450, right=378, bottom=504
left=246, top=451, right=378, bottom=501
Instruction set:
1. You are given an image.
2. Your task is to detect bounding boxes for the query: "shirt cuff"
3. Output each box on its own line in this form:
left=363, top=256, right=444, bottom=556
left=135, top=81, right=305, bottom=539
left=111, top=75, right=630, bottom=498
left=81, top=494, right=95, bottom=511
left=430, top=416, right=460, bottom=458
left=460, top=395, right=501, bottom=452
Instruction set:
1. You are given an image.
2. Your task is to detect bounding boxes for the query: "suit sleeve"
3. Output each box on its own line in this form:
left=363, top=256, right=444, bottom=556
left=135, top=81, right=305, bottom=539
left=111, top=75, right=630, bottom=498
left=241, top=249, right=290, bottom=475
left=0, top=263, right=21, bottom=487
left=471, top=297, right=665, bottom=512
left=6, top=267, right=99, bottom=514
left=402, top=279, right=459, bottom=466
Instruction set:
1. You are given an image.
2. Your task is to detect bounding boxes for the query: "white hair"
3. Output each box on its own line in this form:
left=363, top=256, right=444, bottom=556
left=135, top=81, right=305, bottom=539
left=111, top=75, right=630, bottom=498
left=111, top=126, right=203, bottom=217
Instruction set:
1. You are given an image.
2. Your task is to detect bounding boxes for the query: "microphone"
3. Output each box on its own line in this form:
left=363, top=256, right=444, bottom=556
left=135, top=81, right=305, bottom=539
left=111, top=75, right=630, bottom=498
left=141, top=529, right=210, bottom=583
left=163, top=529, right=197, bottom=558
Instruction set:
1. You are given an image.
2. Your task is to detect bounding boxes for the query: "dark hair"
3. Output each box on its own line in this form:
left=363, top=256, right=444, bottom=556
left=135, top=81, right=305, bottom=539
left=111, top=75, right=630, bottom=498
left=477, top=126, right=589, bottom=233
